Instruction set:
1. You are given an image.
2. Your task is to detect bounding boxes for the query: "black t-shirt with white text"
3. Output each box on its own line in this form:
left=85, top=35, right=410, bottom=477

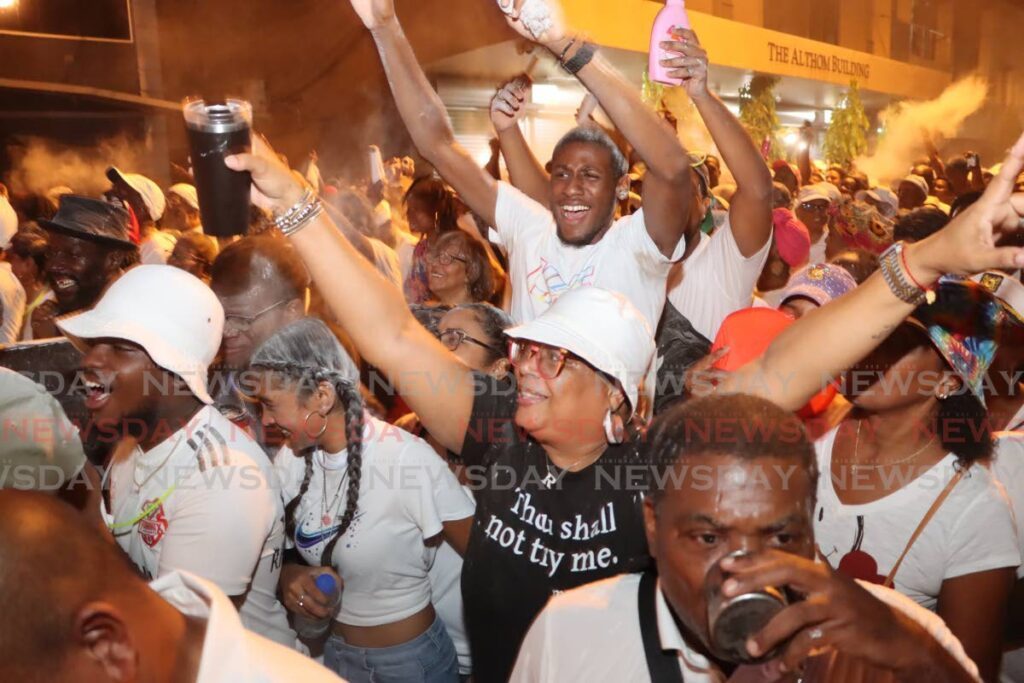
left=459, top=373, right=652, bottom=682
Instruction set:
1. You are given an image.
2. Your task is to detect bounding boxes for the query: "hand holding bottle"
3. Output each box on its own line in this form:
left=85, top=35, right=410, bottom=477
left=658, top=27, right=710, bottom=100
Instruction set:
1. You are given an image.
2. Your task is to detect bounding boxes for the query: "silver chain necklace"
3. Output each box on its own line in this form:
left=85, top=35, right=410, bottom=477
left=317, top=449, right=350, bottom=526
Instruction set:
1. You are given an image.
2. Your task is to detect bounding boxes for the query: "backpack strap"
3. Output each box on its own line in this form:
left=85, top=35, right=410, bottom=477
left=638, top=570, right=685, bottom=683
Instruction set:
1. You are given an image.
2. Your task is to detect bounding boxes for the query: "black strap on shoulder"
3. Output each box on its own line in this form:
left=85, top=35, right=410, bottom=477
left=638, top=570, right=685, bottom=683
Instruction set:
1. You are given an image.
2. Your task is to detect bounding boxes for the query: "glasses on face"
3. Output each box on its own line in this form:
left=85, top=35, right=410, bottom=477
left=437, top=328, right=502, bottom=355
left=800, top=201, right=829, bottom=213
left=224, top=299, right=289, bottom=334
left=429, top=251, right=467, bottom=266
left=507, top=340, right=580, bottom=380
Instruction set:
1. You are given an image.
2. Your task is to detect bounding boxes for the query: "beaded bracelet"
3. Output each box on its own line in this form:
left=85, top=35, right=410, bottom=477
left=880, top=242, right=932, bottom=306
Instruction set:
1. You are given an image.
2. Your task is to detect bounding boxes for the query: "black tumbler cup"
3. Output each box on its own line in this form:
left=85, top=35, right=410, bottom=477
left=183, top=97, right=253, bottom=237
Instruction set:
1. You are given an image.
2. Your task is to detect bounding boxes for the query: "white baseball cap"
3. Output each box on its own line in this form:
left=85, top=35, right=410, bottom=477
left=0, top=196, right=16, bottom=250
left=57, top=265, right=224, bottom=404
left=899, top=175, right=930, bottom=199
left=107, top=167, right=166, bottom=222
left=505, top=287, right=655, bottom=417
left=797, top=183, right=834, bottom=205
left=857, top=187, right=899, bottom=217
left=168, top=183, right=200, bottom=211
left=971, top=271, right=1024, bottom=322
left=0, top=368, right=86, bottom=490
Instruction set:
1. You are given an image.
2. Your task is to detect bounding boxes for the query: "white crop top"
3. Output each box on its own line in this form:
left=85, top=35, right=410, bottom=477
left=274, top=415, right=475, bottom=627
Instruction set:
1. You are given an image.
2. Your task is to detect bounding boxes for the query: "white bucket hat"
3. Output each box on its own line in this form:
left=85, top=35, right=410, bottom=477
left=107, top=167, right=166, bottom=222
left=57, top=265, right=224, bottom=404
left=505, top=287, right=655, bottom=417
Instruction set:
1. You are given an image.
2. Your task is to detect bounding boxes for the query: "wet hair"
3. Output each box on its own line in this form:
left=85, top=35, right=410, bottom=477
left=431, top=231, right=498, bottom=303
left=211, top=233, right=311, bottom=300
left=894, top=206, right=950, bottom=243
left=646, top=394, right=817, bottom=505
left=334, top=188, right=376, bottom=238
left=248, top=318, right=364, bottom=566
left=771, top=182, right=793, bottom=210
left=552, top=126, right=629, bottom=179
left=450, top=302, right=513, bottom=365
left=404, top=176, right=461, bottom=234
left=7, top=227, right=48, bottom=273
left=945, top=157, right=970, bottom=176
left=827, top=164, right=847, bottom=179
left=828, top=249, right=879, bottom=284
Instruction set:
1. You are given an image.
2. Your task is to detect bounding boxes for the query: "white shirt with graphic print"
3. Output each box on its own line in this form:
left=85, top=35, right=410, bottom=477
left=274, top=414, right=476, bottom=627
left=491, top=182, right=686, bottom=327
left=104, top=405, right=294, bottom=646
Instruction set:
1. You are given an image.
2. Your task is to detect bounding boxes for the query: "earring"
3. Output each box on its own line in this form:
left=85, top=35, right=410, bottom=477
left=603, top=409, right=626, bottom=444
left=936, top=387, right=951, bottom=400
left=303, top=411, right=328, bottom=440
left=618, top=190, right=629, bottom=201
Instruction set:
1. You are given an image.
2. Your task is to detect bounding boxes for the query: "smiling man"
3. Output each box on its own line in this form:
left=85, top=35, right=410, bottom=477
left=352, top=0, right=692, bottom=328
left=56, top=264, right=295, bottom=647
left=512, top=394, right=980, bottom=682
left=35, top=195, right=139, bottom=339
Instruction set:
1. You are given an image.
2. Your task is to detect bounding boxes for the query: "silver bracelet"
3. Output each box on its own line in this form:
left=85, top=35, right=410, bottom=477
left=275, top=189, right=323, bottom=237
left=879, top=242, right=928, bottom=306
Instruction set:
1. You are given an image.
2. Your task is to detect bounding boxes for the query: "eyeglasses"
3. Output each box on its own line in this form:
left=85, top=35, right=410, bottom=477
left=799, top=201, right=829, bottom=213
left=438, top=328, right=502, bottom=355
left=507, top=340, right=580, bottom=380
left=224, top=299, right=289, bottom=334
left=429, top=251, right=467, bottom=266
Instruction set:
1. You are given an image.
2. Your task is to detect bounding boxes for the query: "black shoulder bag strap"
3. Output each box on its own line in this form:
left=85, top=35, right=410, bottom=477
left=638, top=570, right=685, bottom=683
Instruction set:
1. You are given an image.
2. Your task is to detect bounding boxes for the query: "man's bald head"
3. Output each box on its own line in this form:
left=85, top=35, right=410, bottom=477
left=0, top=491, right=177, bottom=683
left=210, top=234, right=311, bottom=368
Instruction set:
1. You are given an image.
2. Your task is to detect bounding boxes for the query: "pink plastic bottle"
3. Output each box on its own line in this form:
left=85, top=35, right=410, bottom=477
left=649, top=0, right=692, bottom=86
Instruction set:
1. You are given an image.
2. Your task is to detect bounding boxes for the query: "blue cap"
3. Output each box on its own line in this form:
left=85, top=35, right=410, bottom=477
left=314, top=573, right=338, bottom=595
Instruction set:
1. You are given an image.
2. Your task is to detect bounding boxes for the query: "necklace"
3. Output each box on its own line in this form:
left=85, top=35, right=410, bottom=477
left=318, top=449, right=350, bottom=526
left=850, top=420, right=938, bottom=472
left=541, top=450, right=598, bottom=489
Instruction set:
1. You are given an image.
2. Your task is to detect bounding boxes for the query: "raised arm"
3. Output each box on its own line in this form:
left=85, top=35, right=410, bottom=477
left=500, top=0, right=691, bottom=256
left=490, top=76, right=550, bottom=205
left=348, top=0, right=498, bottom=227
left=719, top=132, right=1024, bottom=410
left=227, top=137, right=476, bottom=454
left=661, top=28, right=772, bottom=256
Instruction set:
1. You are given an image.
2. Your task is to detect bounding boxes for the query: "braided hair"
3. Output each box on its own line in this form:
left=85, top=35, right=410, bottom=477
left=247, top=318, right=364, bottom=566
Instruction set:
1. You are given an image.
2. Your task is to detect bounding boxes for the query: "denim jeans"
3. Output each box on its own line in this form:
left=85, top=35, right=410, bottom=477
left=324, top=615, right=459, bottom=683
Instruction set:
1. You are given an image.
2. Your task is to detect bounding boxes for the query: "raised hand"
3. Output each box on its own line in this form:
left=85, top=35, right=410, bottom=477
left=658, top=28, right=710, bottom=99
left=225, top=134, right=307, bottom=215
left=495, top=0, right=566, bottom=45
left=490, top=76, right=531, bottom=132
left=909, top=130, right=1024, bottom=280
left=347, top=0, right=395, bottom=29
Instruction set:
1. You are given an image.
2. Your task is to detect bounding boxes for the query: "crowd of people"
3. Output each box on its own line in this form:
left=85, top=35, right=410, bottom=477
left=1, top=0, right=1024, bottom=681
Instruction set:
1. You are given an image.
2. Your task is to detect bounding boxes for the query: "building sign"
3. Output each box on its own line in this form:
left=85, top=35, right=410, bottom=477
left=768, top=42, right=871, bottom=81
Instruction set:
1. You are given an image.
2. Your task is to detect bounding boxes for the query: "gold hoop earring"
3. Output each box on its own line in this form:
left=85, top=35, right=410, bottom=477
left=303, top=411, right=328, bottom=440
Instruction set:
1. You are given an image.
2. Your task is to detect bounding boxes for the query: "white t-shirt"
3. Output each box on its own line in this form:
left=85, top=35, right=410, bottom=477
left=428, top=539, right=471, bottom=675
left=152, top=571, right=343, bottom=683
left=394, top=229, right=418, bottom=283
left=274, top=415, right=475, bottom=627
left=990, top=433, right=1024, bottom=683
left=104, top=406, right=294, bottom=645
left=492, top=182, right=685, bottom=327
left=140, top=230, right=178, bottom=265
left=367, top=237, right=403, bottom=289
left=813, top=427, right=1020, bottom=610
left=510, top=572, right=980, bottom=682
left=808, top=231, right=828, bottom=265
left=0, top=261, right=26, bottom=345
left=665, top=217, right=771, bottom=341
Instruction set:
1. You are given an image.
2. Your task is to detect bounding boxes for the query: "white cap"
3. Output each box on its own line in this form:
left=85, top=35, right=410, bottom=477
left=57, top=265, right=224, bottom=404
left=857, top=187, right=899, bottom=216
left=168, top=183, right=200, bottom=211
left=971, top=271, right=1024, bottom=322
left=899, top=175, right=930, bottom=198
left=0, top=368, right=86, bottom=489
left=107, top=167, right=166, bottom=222
left=505, top=288, right=655, bottom=417
left=797, top=184, right=831, bottom=205
left=0, top=196, right=16, bottom=250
